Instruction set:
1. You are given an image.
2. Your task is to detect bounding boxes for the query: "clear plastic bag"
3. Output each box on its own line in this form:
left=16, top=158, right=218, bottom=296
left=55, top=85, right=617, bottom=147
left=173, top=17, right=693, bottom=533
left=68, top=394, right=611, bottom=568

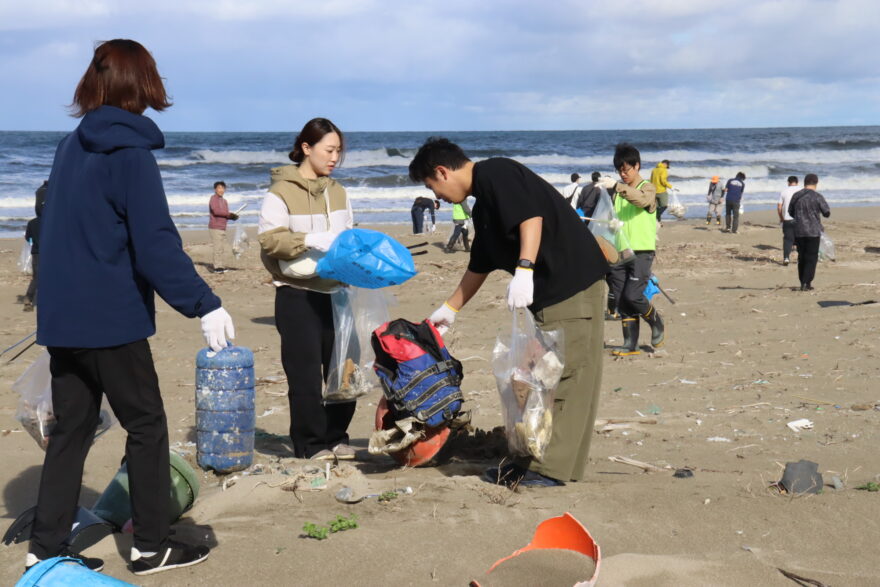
left=14, top=351, right=116, bottom=450
left=324, top=287, right=393, bottom=403
left=18, top=240, right=32, bottom=275
left=232, top=224, right=249, bottom=259
left=819, top=231, right=835, bottom=262
left=492, top=310, right=564, bottom=461
left=667, top=189, right=687, bottom=219
left=587, top=190, right=634, bottom=265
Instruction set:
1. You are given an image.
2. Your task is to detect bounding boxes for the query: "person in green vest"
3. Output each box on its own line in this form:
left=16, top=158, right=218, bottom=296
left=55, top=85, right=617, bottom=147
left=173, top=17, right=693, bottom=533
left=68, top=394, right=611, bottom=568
left=598, top=143, right=665, bottom=356
left=444, top=199, right=472, bottom=253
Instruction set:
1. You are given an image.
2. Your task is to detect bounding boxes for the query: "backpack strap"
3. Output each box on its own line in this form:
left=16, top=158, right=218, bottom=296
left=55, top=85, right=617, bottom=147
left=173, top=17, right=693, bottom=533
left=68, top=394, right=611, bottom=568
left=386, top=359, right=460, bottom=402
left=414, top=388, right=465, bottom=424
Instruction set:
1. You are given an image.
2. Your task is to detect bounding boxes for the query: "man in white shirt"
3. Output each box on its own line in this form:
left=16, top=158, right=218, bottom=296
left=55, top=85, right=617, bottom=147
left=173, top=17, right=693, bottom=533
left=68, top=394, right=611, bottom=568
left=560, top=173, right=581, bottom=205
left=777, top=176, right=799, bottom=266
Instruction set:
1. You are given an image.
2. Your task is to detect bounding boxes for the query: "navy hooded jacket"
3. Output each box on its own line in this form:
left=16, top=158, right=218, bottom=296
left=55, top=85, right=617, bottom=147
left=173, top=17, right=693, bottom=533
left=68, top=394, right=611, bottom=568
left=37, top=106, right=221, bottom=348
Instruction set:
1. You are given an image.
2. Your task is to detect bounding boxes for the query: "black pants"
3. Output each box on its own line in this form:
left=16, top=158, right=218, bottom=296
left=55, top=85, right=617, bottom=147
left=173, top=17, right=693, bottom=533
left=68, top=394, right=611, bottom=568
left=725, top=202, right=740, bottom=233
left=275, top=286, right=355, bottom=458
left=30, top=340, right=170, bottom=558
left=25, top=253, right=39, bottom=304
left=782, top=220, right=796, bottom=260
left=411, top=207, right=431, bottom=234
left=446, top=223, right=470, bottom=251
left=606, top=251, right=654, bottom=317
left=795, top=236, right=820, bottom=287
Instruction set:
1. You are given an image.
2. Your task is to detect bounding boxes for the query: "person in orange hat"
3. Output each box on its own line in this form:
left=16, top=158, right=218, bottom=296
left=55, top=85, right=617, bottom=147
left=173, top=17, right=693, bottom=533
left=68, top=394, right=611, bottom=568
left=705, top=176, right=722, bottom=225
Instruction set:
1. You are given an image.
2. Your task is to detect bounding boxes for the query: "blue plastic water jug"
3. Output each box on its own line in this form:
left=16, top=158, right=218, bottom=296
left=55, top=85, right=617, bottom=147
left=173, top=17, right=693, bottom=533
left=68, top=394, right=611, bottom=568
left=195, top=346, right=255, bottom=473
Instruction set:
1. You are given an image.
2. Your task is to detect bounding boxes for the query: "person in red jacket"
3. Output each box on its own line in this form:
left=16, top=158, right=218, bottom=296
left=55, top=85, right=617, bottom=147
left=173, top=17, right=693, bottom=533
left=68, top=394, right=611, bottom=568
left=208, top=180, right=239, bottom=273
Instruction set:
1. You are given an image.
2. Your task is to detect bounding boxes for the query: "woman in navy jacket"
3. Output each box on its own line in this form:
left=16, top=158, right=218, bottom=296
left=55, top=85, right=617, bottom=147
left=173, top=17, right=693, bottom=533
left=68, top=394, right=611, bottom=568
left=28, top=39, right=233, bottom=576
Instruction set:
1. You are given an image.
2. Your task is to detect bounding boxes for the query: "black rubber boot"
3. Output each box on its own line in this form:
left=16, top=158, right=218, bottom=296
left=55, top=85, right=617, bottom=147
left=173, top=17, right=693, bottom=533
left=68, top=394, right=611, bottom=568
left=641, top=305, right=665, bottom=347
left=611, top=318, right=640, bottom=356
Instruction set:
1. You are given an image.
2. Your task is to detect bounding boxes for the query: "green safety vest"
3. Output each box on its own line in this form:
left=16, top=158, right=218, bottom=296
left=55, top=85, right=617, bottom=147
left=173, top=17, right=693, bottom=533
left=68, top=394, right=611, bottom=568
left=452, top=203, right=469, bottom=221
left=613, top=180, right=656, bottom=251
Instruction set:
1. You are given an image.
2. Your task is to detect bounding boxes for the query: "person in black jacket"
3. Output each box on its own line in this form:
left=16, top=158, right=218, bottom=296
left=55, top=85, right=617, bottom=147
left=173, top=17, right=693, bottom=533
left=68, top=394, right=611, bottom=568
left=22, top=181, right=47, bottom=311
left=575, top=171, right=603, bottom=223
left=411, top=196, right=439, bottom=234
left=28, top=39, right=233, bottom=576
left=787, top=174, right=830, bottom=291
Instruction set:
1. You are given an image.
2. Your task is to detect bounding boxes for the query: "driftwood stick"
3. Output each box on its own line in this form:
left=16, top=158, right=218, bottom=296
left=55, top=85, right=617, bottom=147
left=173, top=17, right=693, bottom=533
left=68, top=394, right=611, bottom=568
left=608, top=455, right=665, bottom=472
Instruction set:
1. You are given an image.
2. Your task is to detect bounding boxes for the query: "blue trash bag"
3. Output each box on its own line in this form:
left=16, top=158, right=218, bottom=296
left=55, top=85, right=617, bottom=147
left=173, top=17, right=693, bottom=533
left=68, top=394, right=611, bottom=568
left=644, top=275, right=660, bottom=301
left=316, top=228, right=417, bottom=289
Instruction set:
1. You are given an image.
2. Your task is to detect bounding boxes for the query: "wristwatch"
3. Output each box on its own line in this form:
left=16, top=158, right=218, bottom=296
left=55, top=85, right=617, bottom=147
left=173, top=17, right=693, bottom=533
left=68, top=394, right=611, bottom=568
left=516, top=259, right=535, bottom=270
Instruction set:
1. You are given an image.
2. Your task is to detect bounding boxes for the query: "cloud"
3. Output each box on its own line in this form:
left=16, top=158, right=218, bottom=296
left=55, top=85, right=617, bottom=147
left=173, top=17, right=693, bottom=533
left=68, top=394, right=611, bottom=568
left=0, top=0, right=878, bottom=130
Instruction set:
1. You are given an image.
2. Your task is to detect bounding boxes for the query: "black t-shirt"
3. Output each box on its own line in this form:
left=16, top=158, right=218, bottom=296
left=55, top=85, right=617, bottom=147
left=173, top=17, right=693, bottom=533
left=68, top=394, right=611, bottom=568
left=468, top=158, right=609, bottom=312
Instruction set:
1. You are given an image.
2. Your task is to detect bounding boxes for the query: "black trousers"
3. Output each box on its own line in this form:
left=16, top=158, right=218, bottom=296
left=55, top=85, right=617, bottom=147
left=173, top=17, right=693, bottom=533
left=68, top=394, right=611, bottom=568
left=30, top=340, right=170, bottom=558
left=446, top=223, right=470, bottom=251
left=725, top=202, right=740, bottom=232
left=606, top=251, right=654, bottom=317
left=275, top=286, right=355, bottom=458
left=25, top=253, right=39, bottom=304
left=782, top=220, right=796, bottom=260
left=795, top=236, right=820, bottom=286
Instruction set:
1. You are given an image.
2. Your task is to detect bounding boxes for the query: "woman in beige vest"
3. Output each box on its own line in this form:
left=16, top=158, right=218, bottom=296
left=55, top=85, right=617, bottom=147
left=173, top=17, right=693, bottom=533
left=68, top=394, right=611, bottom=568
left=257, top=118, right=355, bottom=460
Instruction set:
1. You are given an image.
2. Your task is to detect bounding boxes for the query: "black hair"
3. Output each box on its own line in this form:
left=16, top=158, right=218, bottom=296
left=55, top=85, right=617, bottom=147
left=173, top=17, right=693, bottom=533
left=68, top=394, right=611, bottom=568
left=570, top=173, right=580, bottom=182
left=434, top=200, right=441, bottom=209
left=408, top=137, right=471, bottom=182
left=214, top=181, right=226, bottom=189
left=613, top=143, right=641, bottom=171
left=735, top=171, right=746, bottom=180
left=591, top=171, right=601, bottom=182
left=662, top=159, right=670, bottom=167
left=787, top=176, right=798, bottom=184
left=289, top=117, right=345, bottom=165
left=804, top=173, right=819, bottom=185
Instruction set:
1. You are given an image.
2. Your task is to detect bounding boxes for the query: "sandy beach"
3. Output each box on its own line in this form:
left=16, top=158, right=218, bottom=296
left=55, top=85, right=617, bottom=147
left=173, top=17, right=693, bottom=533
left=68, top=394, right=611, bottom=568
left=1, top=207, right=879, bottom=586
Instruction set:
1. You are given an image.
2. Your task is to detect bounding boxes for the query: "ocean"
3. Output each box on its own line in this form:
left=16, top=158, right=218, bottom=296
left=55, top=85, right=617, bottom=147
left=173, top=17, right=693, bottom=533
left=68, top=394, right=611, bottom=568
left=1, top=126, right=878, bottom=237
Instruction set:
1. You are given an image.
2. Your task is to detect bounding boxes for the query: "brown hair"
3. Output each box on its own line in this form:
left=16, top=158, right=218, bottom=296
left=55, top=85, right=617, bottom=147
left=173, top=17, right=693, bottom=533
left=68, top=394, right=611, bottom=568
left=71, top=39, right=171, bottom=117
left=288, top=118, right=345, bottom=165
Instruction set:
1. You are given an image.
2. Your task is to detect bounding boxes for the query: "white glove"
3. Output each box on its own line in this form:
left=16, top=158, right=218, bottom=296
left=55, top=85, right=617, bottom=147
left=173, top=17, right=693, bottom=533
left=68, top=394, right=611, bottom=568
left=201, top=307, right=235, bottom=352
left=429, top=302, right=458, bottom=336
left=506, top=268, right=534, bottom=310
left=304, top=231, right=336, bottom=252
left=598, top=176, right=618, bottom=190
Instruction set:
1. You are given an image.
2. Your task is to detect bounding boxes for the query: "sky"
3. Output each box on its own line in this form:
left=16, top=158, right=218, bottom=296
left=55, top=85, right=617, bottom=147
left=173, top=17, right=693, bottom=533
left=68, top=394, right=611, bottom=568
left=1, top=0, right=878, bottom=132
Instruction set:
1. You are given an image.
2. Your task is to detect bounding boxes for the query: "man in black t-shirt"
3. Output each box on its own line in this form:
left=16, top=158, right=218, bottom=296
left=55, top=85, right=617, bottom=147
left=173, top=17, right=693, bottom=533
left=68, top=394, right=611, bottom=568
left=409, top=137, right=609, bottom=488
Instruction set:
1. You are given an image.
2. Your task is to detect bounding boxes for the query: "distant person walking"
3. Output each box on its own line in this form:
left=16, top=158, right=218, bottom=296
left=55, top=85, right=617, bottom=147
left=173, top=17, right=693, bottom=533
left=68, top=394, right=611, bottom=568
left=22, top=180, right=47, bottom=311
left=561, top=172, right=582, bottom=205
left=444, top=199, right=472, bottom=253
left=576, top=172, right=603, bottom=221
left=209, top=180, right=239, bottom=273
left=777, top=176, right=799, bottom=266
left=411, top=196, right=439, bottom=234
left=722, top=171, right=746, bottom=233
left=650, top=160, right=673, bottom=225
left=787, top=174, right=830, bottom=291
left=705, top=176, right=722, bottom=225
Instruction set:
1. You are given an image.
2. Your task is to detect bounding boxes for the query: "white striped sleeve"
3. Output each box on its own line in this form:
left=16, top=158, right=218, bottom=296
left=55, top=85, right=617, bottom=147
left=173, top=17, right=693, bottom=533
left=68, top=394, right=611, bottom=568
left=258, top=192, right=289, bottom=235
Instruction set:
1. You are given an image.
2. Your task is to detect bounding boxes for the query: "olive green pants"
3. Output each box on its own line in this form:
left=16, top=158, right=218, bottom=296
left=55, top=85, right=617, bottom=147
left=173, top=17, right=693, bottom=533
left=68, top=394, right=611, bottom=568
left=517, top=279, right=604, bottom=482
left=210, top=228, right=228, bottom=270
